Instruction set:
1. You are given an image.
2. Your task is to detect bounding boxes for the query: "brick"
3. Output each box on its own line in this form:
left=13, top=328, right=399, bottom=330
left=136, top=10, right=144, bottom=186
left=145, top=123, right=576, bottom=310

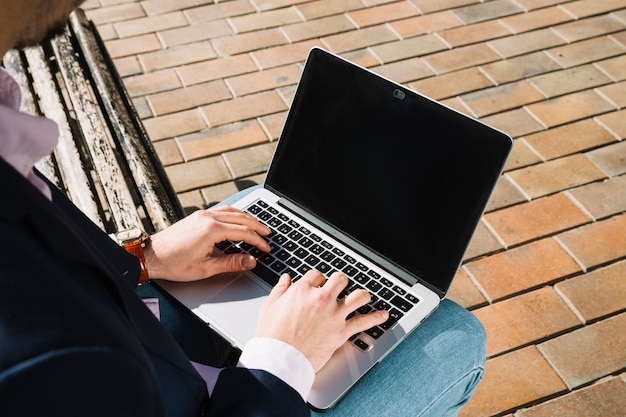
left=113, top=56, right=142, bottom=77
left=371, top=58, right=433, bottom=84
left=253, top=0, right=310, bottom=11
left=502, top=137, right=543, bottom=171
left=523, top=119, right=617, bottom=161
left=201, top=91, right=288, bottom=127
left=546, top=36, right=625, bottom=68
left=586, top=139, right=626, bottom=177
left=500, top=6, right=573, bottom=34
left=223, top=142, right=277, bottom=179
left=87, top=3, right=145, bottom=25
left=348, top=1, right=420, bottom=28
left=438, top=20, right=512, bottom=47
left=165, top=156, right=231, bottom=193
left=423, top=44, right=501, bottom=75
left=480, top=51, right=562, bottom=85
left=410, top=68, right=493, bottom=100
left=322, top=25, right=398, bottom=54
left=525, top=90, right=615, bottom=128
left=519, top=377, right=626, bottom=417
left=105, top=34, right=162, bottom=59
left=556, top=260, right=626, bottom=322
left=595, top=55, right=626, bottom=81
left=459, top=346, right=567, bottom=417
left=252, top=40, right=325, bottom=70
left=389, top=11, right=462, bottom=38
left=178, top=121, right=268, bottom=161
left=508, top=154, right=607, bottom=199
left=464, top=238, right=581, bottom=301
left=178, top=55, right=258, bottom=86
left=410, top=0, right=479, bottom=14
left=185, top=0, right=256, bottom=24
left=341, top=49, right=381, bottom=68
left=147, top=80, right=231, bottom=116
left=508, top=0, right=564, bottom=10
left=556, top=213, right=626, bottom=270
left=139, top=43, right=217, bottom=72
left=452, top=0, right=523, bottom=24
left=487, top=28, right=565, bottom=59
left=463, top=220, right=505, bottom=261
left=481, top=108, right=545, bottom=139
left=560, top=0, right=626, bottom=18
left=200, top=181, right=243, bottom=209
left=596, top=80, right=626, bottom=108
left=226, top=65, right=302, bottom=97
left=474, top=287, right=581, bottom=357
left=296, top=0, right=366, bottom=20
left=538, top=313, right=626, bottom=389
left=282, top=15, right=355, bottom=43
left=141, top=0, right=211, bottom=16
left=529, top=64, right=612, bottom=98
left=229, top=8, right=301, bottom=33
left=595, top=109, right=626, bottom=140
left=114, top=12, right=189, bottom=38
left=370, top=35, right=447, bottom=64
left=485, top=174, right=528, bottom=212
left=131, top=97, right=153, bottom=120
left=460, top=80, right=545, bottom=118
left=446, top=268, right=487, bottom=309
left=143, top=109, right=207, bottom=141
left=485, top=193, right=591, bottom=247
left=153, top=139, right=183, bottom=166
left=213, top=29, right=288, bottom=57
left=259, top=112, right=288, bottom=141
left=551, top=15, right=626, bottom=43
left=569, top=175, right=626, bottom=220
left=159, top=21, right=233, bottom=48
left=178, top=190, right=206, bottom=215
left=123, top=70, right=181, bottom=97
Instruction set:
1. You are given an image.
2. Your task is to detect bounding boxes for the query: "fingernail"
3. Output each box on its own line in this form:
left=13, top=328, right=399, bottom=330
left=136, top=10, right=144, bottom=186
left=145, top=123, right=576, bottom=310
left=241, top=255, right=253, bottom=270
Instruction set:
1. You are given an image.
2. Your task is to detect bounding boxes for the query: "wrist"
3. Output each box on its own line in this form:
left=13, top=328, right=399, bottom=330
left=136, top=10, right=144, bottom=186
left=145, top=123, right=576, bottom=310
left=115, top=228, right=150, bottom=284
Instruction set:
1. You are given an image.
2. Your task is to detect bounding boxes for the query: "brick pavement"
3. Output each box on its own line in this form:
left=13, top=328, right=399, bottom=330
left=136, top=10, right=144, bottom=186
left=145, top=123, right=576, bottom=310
left=83, top=0, right=626, bottom=415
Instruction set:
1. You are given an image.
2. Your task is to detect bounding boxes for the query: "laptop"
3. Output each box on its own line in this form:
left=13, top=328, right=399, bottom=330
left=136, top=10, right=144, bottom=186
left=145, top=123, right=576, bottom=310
left=157, top=47, right=512, bottom=411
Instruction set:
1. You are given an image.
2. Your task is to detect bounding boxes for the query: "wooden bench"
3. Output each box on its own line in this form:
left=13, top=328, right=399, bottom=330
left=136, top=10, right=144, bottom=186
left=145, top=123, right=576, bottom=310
left=2, top=9, right=184, bottom=235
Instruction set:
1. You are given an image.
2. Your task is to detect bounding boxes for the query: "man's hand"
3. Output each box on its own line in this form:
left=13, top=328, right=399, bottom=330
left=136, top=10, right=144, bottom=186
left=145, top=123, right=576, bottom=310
left=257, top=270, right=389, bottom=372
left=144, top=206, right=271, bottom=281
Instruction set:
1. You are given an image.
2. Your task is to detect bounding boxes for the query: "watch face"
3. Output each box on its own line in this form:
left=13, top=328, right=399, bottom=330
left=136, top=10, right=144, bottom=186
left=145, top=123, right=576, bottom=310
left=117, top=228, right=144, bottom=244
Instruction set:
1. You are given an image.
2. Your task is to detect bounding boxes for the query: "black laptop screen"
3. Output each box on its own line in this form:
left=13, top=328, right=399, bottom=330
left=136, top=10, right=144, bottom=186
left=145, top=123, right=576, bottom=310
left=266, top=49, right=511, bottom=295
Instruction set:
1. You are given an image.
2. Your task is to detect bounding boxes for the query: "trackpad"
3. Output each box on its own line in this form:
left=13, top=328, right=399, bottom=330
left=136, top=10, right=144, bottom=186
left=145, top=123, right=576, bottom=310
left=196, top=274, right=269, bottom=347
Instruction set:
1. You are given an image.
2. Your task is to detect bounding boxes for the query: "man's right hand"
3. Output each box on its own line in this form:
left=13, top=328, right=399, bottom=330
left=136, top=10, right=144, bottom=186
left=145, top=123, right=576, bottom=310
left=256, top=270, right=389, bottom=372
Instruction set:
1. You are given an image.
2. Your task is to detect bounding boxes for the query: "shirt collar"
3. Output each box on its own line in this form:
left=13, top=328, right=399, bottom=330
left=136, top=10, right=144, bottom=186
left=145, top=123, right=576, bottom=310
left=0, top=67, right=59, bottom=199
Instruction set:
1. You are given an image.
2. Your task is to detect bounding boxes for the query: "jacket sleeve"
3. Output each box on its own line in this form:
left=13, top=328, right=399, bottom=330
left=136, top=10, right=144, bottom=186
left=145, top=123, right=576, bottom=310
left=0, top=346, right=164, bottom=417
left=206, top=367, right=310, bottom=417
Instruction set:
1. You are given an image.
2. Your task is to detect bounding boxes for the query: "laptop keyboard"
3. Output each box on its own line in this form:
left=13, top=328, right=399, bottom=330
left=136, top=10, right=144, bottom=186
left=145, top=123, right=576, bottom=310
left=215, top=198, right=421, bottom=352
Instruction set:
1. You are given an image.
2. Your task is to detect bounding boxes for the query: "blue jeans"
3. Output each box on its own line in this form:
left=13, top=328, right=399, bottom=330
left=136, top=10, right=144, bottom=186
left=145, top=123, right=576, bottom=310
left=219, top=186, right=486, bottom=416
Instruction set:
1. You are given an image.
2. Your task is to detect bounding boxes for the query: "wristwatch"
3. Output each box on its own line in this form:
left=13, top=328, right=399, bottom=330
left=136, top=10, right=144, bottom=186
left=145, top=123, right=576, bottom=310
left=116, top=228, right=150, bottom=284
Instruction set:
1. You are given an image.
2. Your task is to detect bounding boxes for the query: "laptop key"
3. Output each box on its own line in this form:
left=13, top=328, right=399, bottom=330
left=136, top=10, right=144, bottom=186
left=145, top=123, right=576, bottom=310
left=380, top=308, right=403, bottom=330
left=252, top=263, right=279, bottom=286
left=390, top=295, right=413, bottom=312
left=365, top=326, right=384, bottom=340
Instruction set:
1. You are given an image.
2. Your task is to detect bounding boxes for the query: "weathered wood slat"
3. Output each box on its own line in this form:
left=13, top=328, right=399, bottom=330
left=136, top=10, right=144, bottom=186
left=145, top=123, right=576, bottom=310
left=2, top=9, right=184, bottom=235
left=70, top=11, right=183, bottom=232
left=51, top=26, right=142, bottom=231
left=22, top=46, right=106, bottom=230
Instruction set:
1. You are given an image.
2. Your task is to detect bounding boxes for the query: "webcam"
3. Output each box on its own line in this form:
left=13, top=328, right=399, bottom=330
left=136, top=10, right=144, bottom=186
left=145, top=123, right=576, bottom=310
left=393, top=89, right=406, bottom=100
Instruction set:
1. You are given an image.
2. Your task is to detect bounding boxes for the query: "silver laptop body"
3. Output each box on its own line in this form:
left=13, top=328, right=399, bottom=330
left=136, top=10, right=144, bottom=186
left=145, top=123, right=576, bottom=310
left=158, top=48, right=512, bottom=411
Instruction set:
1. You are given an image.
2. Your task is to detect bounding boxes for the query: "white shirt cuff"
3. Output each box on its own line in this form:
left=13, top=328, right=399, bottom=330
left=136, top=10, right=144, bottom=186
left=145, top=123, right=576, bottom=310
left=237, top=337, right=315, bottom=401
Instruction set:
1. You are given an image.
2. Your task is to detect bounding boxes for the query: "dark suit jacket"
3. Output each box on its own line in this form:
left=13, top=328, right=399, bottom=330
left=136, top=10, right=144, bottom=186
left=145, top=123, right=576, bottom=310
left=0, top=159, right=309, bottom=417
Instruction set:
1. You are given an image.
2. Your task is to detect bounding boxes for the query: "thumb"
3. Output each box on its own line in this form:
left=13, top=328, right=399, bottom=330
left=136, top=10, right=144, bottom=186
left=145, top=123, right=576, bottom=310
left=266, top=273, right=291, bottom=302
left=210, top=253, right=256, bottom=274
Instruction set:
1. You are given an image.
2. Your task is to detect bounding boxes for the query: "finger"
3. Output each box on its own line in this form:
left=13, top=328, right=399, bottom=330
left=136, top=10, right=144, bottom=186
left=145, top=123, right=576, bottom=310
left=302, top=269, right=327, bottom=287
left=206, top=254, right=257, bottom=274
left=208, top=210, right=271, bottom=236
left=323, top=272, right=348, bottom=295
left=345, top=309, right=389, bottom=336
left=341, top=288, right=372, bottom=312
left=266, top=273, right=292, bottom=302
